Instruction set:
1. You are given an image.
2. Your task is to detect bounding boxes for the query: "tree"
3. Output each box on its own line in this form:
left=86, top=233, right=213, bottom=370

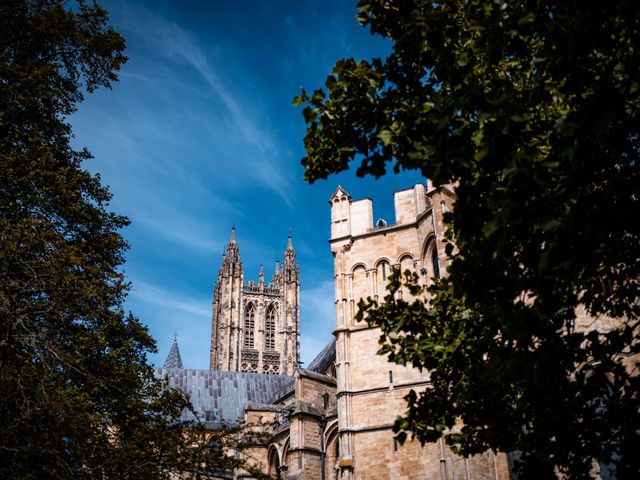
left=180, top=422, right=273, bottom=480
left=0, top=1, right=194, bottom=478
left=297, top=0, right=640, bottom=478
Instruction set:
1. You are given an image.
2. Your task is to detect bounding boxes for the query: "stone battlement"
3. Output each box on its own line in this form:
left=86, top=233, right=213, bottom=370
left=243, top=283, right=281, bottom=295
left=329, top=182, right=435, bottom=240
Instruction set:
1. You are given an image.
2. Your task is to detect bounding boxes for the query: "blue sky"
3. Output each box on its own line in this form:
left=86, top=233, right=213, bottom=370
left=71, top=0, right=423, bottom=369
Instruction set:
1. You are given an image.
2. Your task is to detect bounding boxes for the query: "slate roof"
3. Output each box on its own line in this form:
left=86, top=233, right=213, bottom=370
left=307, top=338, right=336, bottom=374
left=268, top=339, right=337, bottom=404
left=155, top=368, right=293, bottom=427
left=163, top=338, right=183, bottom=369
left=268, top=378, right=296, bottom=404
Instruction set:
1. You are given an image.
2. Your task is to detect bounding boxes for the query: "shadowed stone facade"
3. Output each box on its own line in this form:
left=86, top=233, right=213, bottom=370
left=322, top=182, right=510, bottom=480
left=160, top=180, right=632, bottom=479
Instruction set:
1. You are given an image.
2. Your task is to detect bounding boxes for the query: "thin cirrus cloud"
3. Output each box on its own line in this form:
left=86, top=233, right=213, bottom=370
left=117, top=5, right=294, bottom=205
left=131, top=207, right=222, bottom=254
left=127, top=280, right=213, bottom=367
left=68, top=1, right=425, bottom=369
left=130, top=281, right=211, bottom=319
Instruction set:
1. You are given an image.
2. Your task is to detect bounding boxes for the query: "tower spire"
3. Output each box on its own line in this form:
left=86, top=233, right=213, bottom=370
left=283, top=230, right=298, bottom=284
left=284, top=231, right=296, bottom=264
left=210, top=227, right=300, bottom=375
left=272, top=255, right=282, bottom=284
left=220, top=226, right=242, bottom=277
left=163, top=335, right=183, bottom=369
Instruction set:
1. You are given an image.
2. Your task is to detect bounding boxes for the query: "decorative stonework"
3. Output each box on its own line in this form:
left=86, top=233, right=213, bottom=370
left=210, top=228, right=300, bottom=376
left=262, top=352, right=280, bottom=374
left=325, top=183, right=514, bottom=480
left=240, top=350, right=259, bottom=373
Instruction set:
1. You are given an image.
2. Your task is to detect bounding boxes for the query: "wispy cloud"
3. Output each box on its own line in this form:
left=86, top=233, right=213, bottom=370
left=129, top=281, right=211, bottom=318
left=133, top=208, right=222, bottom=253
left=69, top=0, right=411, bottom=372
left=127, top=280, right=213, bottom=368
left=118, top=5, right=293, bottom=204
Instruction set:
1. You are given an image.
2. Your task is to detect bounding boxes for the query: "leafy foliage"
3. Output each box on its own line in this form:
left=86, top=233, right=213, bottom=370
left=299, top=0, right=640, bottom=478
left=180, top=422, right=274, bottom=480
left=0, top=2, right=266, bottom=479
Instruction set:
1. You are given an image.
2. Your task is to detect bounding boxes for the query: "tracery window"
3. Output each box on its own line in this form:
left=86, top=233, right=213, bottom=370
left=265, top=305, right=276, bottom=350
left=244, top=302, right=255, bottom=348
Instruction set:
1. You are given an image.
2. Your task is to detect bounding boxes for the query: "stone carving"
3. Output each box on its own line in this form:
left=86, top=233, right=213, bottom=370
left=210, top=228, right=300, bottom=376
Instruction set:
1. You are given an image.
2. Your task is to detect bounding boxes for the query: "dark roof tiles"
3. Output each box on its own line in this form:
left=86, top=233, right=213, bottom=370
left=163, top=338, right=183, bottom=369
left=155, top=368, right=292, bottom=427
left=307, top=338, right=336, bottom=374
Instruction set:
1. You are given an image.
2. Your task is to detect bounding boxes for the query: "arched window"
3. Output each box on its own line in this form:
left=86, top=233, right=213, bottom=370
left=432, top=246, right=440, bottom=279
left=268, top=446, right=280, bottom=477
left=352, top=264, right=368, bottom=301
left=244, top=303, right=255, bottom=348
left=399, top=253, right=414, bottom=273
left=265, top=305, right=276, bottom=350
left=422, top=236, right=441, bottom=282
left=376, top=259, right=390, bottom=297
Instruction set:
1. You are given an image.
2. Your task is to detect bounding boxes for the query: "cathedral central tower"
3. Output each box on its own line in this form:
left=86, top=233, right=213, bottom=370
left=209, top=228, right=300, bottom=376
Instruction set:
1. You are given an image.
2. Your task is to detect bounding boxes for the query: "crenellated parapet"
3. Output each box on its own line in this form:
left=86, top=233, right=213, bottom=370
left=328, top=181, right=455, bottom=478
left=329, top=182, right=453, bottom=244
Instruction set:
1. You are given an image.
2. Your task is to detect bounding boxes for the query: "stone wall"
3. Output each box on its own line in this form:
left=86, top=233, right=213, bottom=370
left=328, top=183, right=513, bottom=480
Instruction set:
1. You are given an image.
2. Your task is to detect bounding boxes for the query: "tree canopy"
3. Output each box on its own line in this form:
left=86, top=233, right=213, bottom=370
left=0, top=1, right=208, bottom=478
left=297, top=0, right=640, bottom=478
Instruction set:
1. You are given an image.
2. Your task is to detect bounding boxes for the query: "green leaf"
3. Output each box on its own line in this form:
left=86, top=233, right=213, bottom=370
left=378, top=129, right=393, bottom=145
left=297, top=1, right=640, bottom=475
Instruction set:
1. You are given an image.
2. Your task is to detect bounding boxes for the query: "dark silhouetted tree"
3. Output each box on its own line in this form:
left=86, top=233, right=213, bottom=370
left=297, top=1, right=639, bottom=478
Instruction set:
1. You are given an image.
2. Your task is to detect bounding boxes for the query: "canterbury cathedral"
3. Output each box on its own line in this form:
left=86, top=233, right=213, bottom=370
left=158, top=182, right=515, bottom=479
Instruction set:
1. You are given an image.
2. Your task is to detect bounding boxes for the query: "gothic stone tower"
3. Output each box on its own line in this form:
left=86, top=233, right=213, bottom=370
left=209, top=228, right=300, bottom=376
left=329, top=183, right=511, bottom=479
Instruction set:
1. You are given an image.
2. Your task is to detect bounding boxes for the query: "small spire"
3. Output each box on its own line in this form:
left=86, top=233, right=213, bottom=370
left=287, top=230, right=293, bottom=250
left=230, top=225, right=236, bottom=243
left=163, top=335, right=183, bottom=369
left=271, top=256, right=283, bottom=284
left=259, top=264, right=265, bottom=284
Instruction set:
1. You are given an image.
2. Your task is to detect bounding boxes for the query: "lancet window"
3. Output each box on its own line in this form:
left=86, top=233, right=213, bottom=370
left=244, top=302, right=255, bottom=348
left=422, top=236, right=441, bottom=282
left=265, top=305, right=276, bottom=350
left=432, top=246, right=440, bottom=279
left=376, top=260, right=390, bottom=297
